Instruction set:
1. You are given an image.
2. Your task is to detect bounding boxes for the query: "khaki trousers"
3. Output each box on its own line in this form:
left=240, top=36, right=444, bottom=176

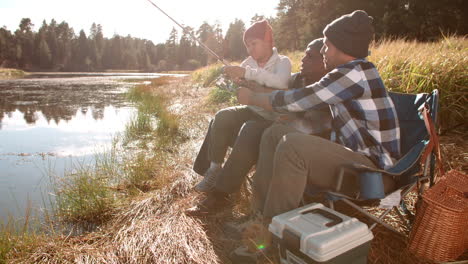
left=252, top=124, right=377, bottom=219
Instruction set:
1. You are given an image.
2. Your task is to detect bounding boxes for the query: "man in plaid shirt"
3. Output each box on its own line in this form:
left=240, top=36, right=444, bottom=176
left=237, top=10, right=401, bottom=221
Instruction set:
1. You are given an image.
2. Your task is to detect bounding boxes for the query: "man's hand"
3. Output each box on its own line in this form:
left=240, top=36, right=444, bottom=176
left=237, top=87, right=274, bottom=111
left=237, top=87, right=253, bottom=105
left=276, top=114, right=295, bottom=123
left=224, top=66, right=246, bottom=79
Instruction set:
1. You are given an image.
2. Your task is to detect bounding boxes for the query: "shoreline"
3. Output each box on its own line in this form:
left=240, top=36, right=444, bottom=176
left=0, top=68, right=27, bottom=80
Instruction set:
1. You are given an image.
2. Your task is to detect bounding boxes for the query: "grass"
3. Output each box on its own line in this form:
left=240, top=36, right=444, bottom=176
left=51, top=159, right=119, bottom=224
left=125, top=76, right=181, bottom=145
left=0, top=68, right=26, bottom=80
left=369, top=36, right=467, bottom=132
left=191, top=62, right=224, bottom=87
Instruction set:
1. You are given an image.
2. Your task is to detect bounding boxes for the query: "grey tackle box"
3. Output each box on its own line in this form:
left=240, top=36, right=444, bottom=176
left=269, top=203, right=374, bottom=264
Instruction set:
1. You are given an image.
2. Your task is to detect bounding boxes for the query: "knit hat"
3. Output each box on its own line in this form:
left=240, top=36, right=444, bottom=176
left=323, top=10, right=374, bottom=58
left=307, top=38, right=324, bottom=52
left=243, top=20, right=274, bottom=47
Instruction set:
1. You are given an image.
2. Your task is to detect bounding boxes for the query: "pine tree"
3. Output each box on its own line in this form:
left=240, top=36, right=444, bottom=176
left=225, top=19, right=247, bottom=61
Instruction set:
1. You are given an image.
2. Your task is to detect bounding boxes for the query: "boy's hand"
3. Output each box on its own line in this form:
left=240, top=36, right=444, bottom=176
left=224, top=66, right=246, bottom=79
left=237, top=87, right=253, bottom=105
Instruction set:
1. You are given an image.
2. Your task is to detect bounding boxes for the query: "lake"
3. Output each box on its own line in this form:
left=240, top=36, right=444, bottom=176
left=0, top=72, right=176, bottom=223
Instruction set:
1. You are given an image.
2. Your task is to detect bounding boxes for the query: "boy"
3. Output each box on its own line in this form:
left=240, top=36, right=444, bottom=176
left=193, top=20, right=291, bottom=192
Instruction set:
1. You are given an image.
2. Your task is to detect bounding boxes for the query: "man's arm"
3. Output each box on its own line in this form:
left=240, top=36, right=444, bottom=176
left=237, top=87, right=273, bottom=111
left=236, top=79, right=279, bottom=93
left=238, top=65, right=365, bottom=113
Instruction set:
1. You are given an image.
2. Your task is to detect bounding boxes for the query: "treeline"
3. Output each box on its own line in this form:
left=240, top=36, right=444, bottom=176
left=0, top=0, right=465, bottom=72
left=272, top=0, right=467, bottom=51
left=0, top=18, right=249, bottom=71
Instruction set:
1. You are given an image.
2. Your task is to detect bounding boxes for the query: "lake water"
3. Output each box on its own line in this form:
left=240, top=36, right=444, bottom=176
left=0, top=72, right=174, bottom=223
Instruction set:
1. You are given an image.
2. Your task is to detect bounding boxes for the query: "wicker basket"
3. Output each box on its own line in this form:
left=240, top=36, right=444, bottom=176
left=444, top=170, right=468, bottom=250
left=408, top=170, right=468, bottom=262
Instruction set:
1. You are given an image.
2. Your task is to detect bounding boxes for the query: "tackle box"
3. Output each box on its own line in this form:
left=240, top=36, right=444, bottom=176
left=269, top=203, right=374, bottom=264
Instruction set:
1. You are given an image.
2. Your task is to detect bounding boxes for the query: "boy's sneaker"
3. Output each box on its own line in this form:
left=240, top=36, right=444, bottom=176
left=194, top=166, right=221, bottom=193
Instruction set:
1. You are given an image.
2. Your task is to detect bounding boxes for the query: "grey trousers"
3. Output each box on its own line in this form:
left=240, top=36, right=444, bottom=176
left=252, top=124, right=378, bottom=219
left=193, top=106, right=272, bottom=194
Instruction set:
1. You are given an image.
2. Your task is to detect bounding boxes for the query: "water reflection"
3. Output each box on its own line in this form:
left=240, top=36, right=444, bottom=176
left=0, top=74, right=137, bottom=125
left=0, top=72, right=168, bottom=222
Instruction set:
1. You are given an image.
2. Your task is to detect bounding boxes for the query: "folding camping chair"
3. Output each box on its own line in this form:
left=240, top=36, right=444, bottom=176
left=306, top=90, right=440, bottom=234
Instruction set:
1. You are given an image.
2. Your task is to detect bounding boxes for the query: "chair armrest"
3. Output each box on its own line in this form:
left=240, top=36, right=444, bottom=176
left=342, top=140, right=428, bottom=177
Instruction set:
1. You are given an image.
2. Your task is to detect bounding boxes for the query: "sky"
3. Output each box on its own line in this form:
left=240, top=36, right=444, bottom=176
left=0, top=0, right=279, bottom=44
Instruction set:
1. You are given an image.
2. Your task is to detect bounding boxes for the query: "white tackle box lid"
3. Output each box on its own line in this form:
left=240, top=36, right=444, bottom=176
left=269, top=203, right=374, bottom=262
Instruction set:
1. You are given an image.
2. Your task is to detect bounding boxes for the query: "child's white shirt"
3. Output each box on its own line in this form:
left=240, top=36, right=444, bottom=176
left=240, top=47, right=291, bottom=120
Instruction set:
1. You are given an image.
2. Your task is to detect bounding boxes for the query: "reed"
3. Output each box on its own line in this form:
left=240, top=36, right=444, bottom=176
left=191, top=62, right=224, bottom=87
left=0, top=68, right=26, bottom=80
left=51, top=158, right=119, bottom=224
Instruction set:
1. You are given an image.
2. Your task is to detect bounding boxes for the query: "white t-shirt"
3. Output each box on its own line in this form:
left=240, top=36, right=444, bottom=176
left=240, top=47, right=291, bottom=120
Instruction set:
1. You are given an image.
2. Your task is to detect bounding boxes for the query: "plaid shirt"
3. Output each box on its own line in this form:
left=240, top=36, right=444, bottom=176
left=270, top=59, right=401, bottom=169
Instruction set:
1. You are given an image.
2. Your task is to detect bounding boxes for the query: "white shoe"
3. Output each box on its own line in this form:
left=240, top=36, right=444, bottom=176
left=194, top=166, right=221, bottom=193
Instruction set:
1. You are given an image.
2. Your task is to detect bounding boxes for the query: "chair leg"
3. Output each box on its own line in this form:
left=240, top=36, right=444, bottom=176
left=400, top=200, right=415, bottom=223
left=341, top=199, right=400, bottom=234
left=394, top=206, right=411, bottom=231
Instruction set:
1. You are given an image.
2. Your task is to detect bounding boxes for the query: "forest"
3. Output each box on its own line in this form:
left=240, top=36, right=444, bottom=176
left=0, top=0, right=465, bottom=72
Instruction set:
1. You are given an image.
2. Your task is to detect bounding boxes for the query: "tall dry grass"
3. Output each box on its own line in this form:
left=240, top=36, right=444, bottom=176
left=0, top=68, right=26, bottom=80
left=369, top=36, right=467, bottom=132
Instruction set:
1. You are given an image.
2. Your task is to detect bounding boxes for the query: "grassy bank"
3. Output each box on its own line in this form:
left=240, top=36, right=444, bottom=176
left=1, top=76, right=188, bottom=263
left=52, top=76, right=185, bottom=224
left=0, top=68, right=26, bottom=80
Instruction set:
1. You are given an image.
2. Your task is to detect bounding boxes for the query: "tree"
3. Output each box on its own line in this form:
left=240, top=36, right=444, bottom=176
left=56, top=21, right=74, bottom=70
left=178, top=26, right=194, bottom=69
left=46, top=19, right=58, bottom=68
left=165, top=27, right=178, bottom=69
left=38, top=36, right=51, bottom=69
left=15, top=18, right=35, bottom=68
left=0, top=27, right=16, bottom=67
left=225, top=19, right=247, bottom=61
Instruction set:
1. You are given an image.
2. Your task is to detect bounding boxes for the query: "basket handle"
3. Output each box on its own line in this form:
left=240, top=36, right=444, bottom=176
left=420, top=103, right=445, bottom=181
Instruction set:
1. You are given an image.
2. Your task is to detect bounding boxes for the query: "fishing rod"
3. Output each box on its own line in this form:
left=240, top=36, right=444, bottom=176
left=144, top=0, right=230, bottom=66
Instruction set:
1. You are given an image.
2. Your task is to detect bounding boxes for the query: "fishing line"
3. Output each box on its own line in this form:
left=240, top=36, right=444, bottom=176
left=144, top=0, right=230, bottom=66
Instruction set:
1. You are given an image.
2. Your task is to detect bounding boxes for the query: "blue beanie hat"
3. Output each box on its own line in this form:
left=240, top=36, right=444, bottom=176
left=323, top=10, right=374, bottom=58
